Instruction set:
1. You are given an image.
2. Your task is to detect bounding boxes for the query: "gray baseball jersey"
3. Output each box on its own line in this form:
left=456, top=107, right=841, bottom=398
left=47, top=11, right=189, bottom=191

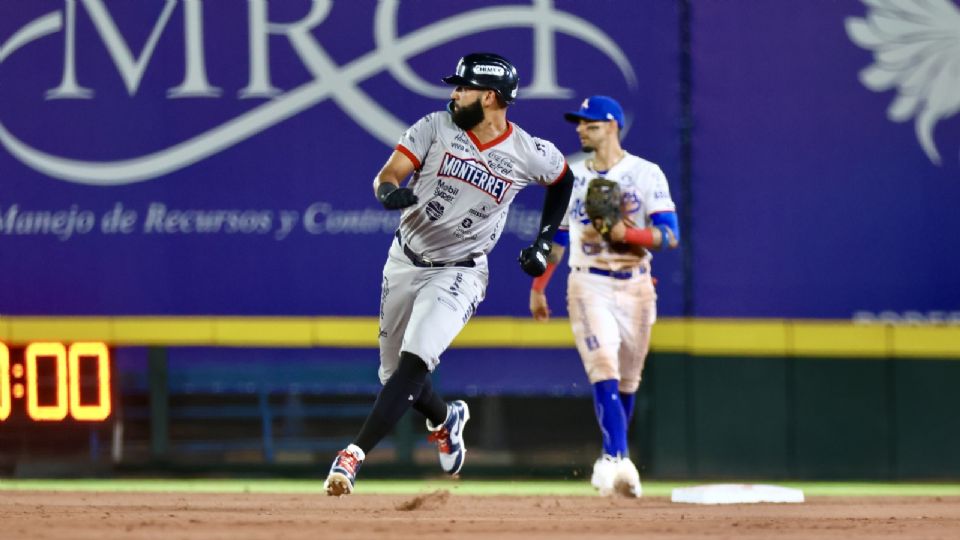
left=395, top=111, right=567, bottom=262
left=377, top=111, right=567, bottom=380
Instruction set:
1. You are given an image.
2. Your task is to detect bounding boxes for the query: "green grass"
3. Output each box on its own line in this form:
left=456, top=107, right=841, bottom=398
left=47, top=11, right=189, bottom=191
left=1, top=479, right=959, bottom=497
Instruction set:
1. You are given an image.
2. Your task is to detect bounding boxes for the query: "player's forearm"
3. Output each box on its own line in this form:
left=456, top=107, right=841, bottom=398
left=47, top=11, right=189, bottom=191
left=374, top=152, right=420, bottom=210
left=546, top=243, right=565, bottom=265
left=616, top=226, right=667, bottom=248
left=372, top=175, right=399, bottom=194
left=536, top=167, right=574, bottom=243
left=373, top=171, right=403, bottom=200
left=530, top=243, right=564, bottom=292
left=613, top=212, right=680, bottom=249
left=374, top=169, right=405, bottom=200
left=373, top=150, right=417, bottom=198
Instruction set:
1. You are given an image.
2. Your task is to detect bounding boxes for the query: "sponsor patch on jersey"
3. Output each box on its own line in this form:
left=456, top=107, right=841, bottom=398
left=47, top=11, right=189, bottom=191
left=434, top=178, right=460, bottom=202
left=534, top=139, right=547, bottom=157
left=469, top=204, right=492, bottom=219
left=425, top=200, right=445, bottom=221
left=486, top=151, right=516, bottom=176
left=452, top=133, right=477, bottom=156
left=454, top=227, right=479, bottom=241
left=439, top=153, right=513, bottom=203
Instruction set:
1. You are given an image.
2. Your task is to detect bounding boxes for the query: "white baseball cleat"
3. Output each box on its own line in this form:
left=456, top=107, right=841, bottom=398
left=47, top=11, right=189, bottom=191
left=613, top=457, right=642, bottom=498
left=591, top=454, right=618, bottom=496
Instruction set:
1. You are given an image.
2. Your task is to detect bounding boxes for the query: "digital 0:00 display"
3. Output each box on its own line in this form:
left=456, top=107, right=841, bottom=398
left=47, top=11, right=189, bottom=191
left=0, top=342, right=111, bottom=422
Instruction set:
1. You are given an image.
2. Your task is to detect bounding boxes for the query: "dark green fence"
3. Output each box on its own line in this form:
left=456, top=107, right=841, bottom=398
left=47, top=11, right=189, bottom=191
left=641, top=354, right=960, bottom=480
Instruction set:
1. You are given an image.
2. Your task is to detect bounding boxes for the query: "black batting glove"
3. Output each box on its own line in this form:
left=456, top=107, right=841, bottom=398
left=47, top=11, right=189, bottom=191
left=518, top=237, right=551, bottom=277
left=377, top=182, right=418, bottom=210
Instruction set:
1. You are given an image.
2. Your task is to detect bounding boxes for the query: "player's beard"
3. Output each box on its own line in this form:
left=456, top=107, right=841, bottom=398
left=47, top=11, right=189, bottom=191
left=580, top=144, right=596, bottom=153
left=449, top=98, right=485, bottom=131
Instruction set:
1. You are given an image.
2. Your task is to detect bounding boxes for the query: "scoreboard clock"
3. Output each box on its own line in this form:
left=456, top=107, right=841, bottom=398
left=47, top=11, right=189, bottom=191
left=0, top=342, right=112, bottom=423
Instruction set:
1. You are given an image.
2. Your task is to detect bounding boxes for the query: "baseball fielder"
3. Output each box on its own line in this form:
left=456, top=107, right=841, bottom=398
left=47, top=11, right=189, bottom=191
left=529, top=96, right=679, bottom=497
left=325, top=52, right=574, bottom=496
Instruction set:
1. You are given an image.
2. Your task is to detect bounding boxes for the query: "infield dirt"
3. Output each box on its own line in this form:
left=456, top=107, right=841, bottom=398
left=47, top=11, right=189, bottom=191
left=2, top=490, right=959, bottom=539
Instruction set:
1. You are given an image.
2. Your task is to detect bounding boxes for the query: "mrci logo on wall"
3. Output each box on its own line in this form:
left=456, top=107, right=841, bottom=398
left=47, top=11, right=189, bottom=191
left=0, top=0, right=636, bottom=186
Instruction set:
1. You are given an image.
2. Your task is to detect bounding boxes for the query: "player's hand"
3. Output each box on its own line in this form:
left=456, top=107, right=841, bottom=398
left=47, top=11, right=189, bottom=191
left=607, top=221, right=627, bottom=243
left=581, top=224, right=603, bottom=244
left=377, top=183, right=418, bottom=210
left=529, top=289, right=551, bottom=321
left=518, top=238, right=550, bottom=277
left=658, top=226, right=679, bottom=249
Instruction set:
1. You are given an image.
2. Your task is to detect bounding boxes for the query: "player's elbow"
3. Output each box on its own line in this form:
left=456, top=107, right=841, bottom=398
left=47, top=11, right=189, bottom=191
left=549, top=167, right=575, bottom=197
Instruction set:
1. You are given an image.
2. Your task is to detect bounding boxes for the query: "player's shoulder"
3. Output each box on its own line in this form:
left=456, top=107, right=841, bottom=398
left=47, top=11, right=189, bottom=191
left=407, top=111, right=464, bottom=144
left=622, top=152, right=666, bottom=178
left=415, top=110, right=451, bottom=127
left=509, top=122, right=561, bottom=155
left=407, top=110, right=454, bottom=130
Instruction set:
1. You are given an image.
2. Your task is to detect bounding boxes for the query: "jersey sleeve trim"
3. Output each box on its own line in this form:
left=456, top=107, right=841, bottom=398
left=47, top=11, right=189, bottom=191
left=466, top=121, right=514, bottom=152
left=395, top=144, right=421, bottom=170
left=546, top=161, right=569, bottom=186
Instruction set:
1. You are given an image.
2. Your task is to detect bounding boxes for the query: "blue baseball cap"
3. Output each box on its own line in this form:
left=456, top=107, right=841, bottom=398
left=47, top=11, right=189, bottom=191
left=564, top=95, right=624, bottom=129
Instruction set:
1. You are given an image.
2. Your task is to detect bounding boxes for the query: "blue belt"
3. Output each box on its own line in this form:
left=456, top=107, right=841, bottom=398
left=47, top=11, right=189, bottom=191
left=578, top=266, right=644, bottom=280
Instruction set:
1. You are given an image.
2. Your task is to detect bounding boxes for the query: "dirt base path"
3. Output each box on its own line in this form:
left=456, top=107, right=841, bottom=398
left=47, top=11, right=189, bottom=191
left=3, top=490, right=959, bottom=540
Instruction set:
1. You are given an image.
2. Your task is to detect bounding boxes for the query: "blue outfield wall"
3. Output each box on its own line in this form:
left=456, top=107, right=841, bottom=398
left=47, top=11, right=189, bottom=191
left=2, top=2, right=958, bottom=479
left=1, top=1, right=955, bottom=321
left=689, top=1, right=960, bottom=318
left=0, top=0, right=682, bottom=317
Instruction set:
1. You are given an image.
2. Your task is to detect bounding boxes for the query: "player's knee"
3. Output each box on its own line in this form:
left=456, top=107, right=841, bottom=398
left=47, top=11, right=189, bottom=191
left=398, top=351, right=430, bottom=378
left=587, top=363, right=620, bottom=384
left=619, top=377, right=641, bottom=394
left=380, top=351, right=430, bottom=385
left=377, top=366, right=392, bottom=386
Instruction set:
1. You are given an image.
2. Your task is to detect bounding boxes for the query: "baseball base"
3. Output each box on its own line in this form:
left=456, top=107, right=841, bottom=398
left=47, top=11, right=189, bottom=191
left=671, top=484, right=805, bottom=505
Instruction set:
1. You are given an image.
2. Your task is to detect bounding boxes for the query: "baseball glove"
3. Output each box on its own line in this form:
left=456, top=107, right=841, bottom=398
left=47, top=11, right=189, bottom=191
left=584, top=177, right=622, bottom=239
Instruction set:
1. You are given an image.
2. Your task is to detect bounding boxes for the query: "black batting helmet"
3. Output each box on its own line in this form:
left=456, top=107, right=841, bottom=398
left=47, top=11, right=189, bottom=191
left=442, top=52, right=519, bottom=104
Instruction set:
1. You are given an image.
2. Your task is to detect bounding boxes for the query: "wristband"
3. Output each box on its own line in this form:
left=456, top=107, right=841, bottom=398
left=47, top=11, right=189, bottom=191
left=376, top=182, right=397, bottom=202
left=531, top=262, right=557, bottom=292
left=623, top=227, right=656, bottom=247
left=656, top=225, right=673, bottom=248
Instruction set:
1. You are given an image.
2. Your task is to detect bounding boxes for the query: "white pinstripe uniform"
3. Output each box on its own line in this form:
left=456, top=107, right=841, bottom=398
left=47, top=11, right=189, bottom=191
left=379, top=111, right=567, bottom=383
left=562, top=153, right=675, bottom=393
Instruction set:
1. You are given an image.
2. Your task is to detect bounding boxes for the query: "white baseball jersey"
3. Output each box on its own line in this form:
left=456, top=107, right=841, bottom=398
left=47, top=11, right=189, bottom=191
left=395, top=111, right=567, bottom=262
left=562, top=153, right=676, bottom=270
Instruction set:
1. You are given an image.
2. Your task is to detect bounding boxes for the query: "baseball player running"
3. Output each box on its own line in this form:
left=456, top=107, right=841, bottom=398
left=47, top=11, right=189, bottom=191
left=324, top=52, right=574, bottom=496
left=528, top=96, right=679, bottom=497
